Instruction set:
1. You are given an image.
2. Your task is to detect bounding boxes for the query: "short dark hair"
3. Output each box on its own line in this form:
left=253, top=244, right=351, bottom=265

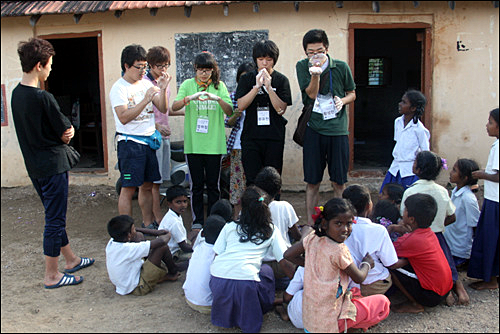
left=210, top=199, right=233, bottom=222
left=302, top=29, right=329, bottom=52
left=203, top=214, right=226, bottom=245
left=236, top=61, right=256, bottom=83
left=146, top=46, right=171, bottom=66
left=382, top=183, right=405, bottom=205
left=490, top=107, right=499, bottom=125
left=254, top=166, right=281, bottom=198
left=166, top=185, right=189, bottom=202
left=342, top=184, right=371, bottom=217
left=17, top=38, right=55, bottom=73
left=404, top=194, right=437, bottom=228
left=121, top=44, right=147, bottom=73
left=252, top=40, right=279, bottom=66
left=415, top=151, right=443, bottom=180
left=107, top=215, right=135, bottom=242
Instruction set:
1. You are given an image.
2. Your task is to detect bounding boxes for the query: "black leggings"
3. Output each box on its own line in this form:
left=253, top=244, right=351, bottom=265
left=186, top=154, right=222, bottom=227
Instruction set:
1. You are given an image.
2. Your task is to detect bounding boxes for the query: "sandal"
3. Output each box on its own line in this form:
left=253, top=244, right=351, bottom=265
left=44, top=274, right=83, bottom=289
left=64, top=257, right=95, bottom=273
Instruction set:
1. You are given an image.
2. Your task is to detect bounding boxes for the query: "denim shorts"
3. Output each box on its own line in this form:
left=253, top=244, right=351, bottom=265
left=118, top=140, right=161, bottom=187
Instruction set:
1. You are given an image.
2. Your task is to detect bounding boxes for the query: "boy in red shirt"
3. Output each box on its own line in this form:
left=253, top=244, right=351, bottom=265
left=388, top=193, right=453, bottom=313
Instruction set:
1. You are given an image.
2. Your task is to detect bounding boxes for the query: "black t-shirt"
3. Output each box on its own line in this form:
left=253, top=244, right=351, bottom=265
left=11, top=83, right=72, bottom=179
left=235, top=69, right=292, bottom=141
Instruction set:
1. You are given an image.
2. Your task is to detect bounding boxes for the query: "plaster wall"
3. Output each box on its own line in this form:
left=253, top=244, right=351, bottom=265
left=1, top=1, right=498, bottom=190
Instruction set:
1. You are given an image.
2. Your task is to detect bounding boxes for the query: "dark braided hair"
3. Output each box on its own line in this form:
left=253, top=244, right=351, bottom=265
left=237, top=186, right=273, bottom=245
left=415, top=151, right=443, bottom=180
left=405, top=89, right=427, bottom=124
left=455, top=158, right=480, bottom=191
left=313, top=198, right=356, bottom=238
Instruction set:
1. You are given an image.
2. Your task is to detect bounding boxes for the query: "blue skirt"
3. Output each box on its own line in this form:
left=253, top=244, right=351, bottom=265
left=209, top=264, right=275, bottom=333
left=435, top=232, right=459, bottom=282
left=379, top=171, right=419, bottom=193
left=467, top=199, right=499, bottom=281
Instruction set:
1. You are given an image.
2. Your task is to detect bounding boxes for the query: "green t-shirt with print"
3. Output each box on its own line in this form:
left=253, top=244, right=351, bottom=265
left=175, top=78, right=232, bottom=154
left=296, top=55, right=356, bottom=136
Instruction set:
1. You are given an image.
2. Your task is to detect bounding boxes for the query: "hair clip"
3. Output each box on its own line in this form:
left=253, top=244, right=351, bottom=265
left=441, top=158, right=448, bottom=170
left=311, top=206, right=323, bottom=221
left=258, top=196, right=264, bottom=202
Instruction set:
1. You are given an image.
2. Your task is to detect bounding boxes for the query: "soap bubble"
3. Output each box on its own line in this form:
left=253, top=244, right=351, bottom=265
left=308, top=53, right=328, bottom=68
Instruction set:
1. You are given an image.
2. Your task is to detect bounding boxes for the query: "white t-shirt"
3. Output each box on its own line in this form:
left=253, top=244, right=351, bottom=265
left=263, top=200, right=299, bottom=261
left=210, top=222, right=287, bottom=281
left=158, top=209, right=187, bottom=255
left=109, top=77, right=155, bottom=143
left=285, top=266, right=305, bottom=329
left=182, top=241, right=216, bottom=307
left=388, top=116, right=430, bottom=178
left=105, top=238, right=151, bottom=295
left=443, top=186, right=480, bottom=259
left=484, top=139, right=499, bottom=202
left=344, top=217, right=398, bottom=286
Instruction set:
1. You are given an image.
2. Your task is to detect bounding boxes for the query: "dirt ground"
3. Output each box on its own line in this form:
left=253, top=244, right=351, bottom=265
left=1, top=184, right=499, bottom=333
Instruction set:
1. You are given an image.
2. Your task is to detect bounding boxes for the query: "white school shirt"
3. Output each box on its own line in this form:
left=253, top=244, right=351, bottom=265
left=158, top=209, right=187, bottom=255
left=210, top=221, right=287, bottom=281
left=263, top=200, right=299, bottom=261
left=484, top=139, right=499, bottom=202
left=182, top=241, right=216, bottom=307
left=388, top=116, right=430, bottom=178
left=443, top=186, right=480, bottom=259
left=105, top=238, right=151, bottom=295
left=109, top=77, right=155, bottom=144
left=344, top=216, right=398, bottom=286
left=285, top=266, right=305, bottom=329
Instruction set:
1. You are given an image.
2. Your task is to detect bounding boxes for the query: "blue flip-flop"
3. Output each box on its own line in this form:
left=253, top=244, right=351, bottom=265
left=44, top=274, right=83, bottom=289
left=64, top=257, right=95, bottom=273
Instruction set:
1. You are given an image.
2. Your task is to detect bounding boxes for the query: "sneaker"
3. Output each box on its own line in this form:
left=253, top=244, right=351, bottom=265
left=142, top=221, right=159, bottom=230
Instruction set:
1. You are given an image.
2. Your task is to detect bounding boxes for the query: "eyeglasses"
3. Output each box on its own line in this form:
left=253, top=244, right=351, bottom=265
left=196, top=68, right=213, bottom=74
left=306, top=49, right=326, bottom=56
left=155, top=64, right=170, bottom=70
left=131, top=63, right=148, bottom=71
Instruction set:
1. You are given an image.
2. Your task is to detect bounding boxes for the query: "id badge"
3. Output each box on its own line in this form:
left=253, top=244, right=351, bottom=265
left=257, top=107, right=270, bottom=126
left=318, top=94, right=338, bottom=120
left=196, top=116, right=209, bottom=134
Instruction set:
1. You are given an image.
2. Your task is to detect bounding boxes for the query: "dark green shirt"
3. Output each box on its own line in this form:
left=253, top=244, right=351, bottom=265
left=296, top=55, right=355, bottom=136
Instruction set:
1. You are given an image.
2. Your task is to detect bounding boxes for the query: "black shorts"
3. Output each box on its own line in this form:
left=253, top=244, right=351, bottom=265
left=391, top=267, right=449, bottom=307
left=302, top=126, right=349, bottom=185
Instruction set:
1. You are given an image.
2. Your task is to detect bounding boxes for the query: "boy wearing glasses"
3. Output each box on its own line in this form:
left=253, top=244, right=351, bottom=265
left=110, top=44, right=170, bottom=230
left=296, top=29, right=356, bottom=226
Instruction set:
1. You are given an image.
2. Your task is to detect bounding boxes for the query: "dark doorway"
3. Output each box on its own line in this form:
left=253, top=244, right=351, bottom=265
left=45, top=36, right=104, bottom=170
left=353, top=29, right=423, bottom=169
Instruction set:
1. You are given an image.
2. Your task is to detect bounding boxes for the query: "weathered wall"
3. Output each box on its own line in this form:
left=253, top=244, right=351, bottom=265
left=1, top=1, right=498, bottom=190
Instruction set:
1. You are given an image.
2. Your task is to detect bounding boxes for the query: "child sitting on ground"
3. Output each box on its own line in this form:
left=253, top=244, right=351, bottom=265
left=105, top=215, right=180, bottom=296
left=342, top=184, right=398, bottom=296
left=443, top=159, right=480, bottom=269
left=182, top=214, right=226, bottom=314
left=389, top=194, right=453, bottom=313
left=209, top=186, right=292, bottom=333
left=192, top=199, right=232, bottom=249
left=380, top=182, right=405, bottom=211
left=158, top=185, right=197, bottom=262
left=255, top=166, right=301, bottom=286
left=284, top=198, right=390, bottom=333
left=396, top=151, right=469, bottom=305
left=371, top=199, right=403, bottom=242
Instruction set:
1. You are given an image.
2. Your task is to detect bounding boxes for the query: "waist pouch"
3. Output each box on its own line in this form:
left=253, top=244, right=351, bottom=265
left=117, top=130, right=162, bottom=150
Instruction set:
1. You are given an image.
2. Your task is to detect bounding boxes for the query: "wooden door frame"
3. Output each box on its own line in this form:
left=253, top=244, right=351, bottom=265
left=347, top=23, right=432, bottom=172
left=38, top=31, right=108, bottom=172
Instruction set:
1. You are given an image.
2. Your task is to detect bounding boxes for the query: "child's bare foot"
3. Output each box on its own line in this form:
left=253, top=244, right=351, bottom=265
left=445, top=292, right=456, bottom=306
left=158, top=272, right=180, bottom=283
left=391, top=301, right=424, bottom=313
left=275, top=305, right=289, bottom=321
left=469, top=280, right=499, bottom=290
left=454, top=281, right=470, bottom=305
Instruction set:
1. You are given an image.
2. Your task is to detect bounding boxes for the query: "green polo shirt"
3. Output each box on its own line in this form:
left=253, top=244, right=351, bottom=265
left=175, top=78, right=232, bottom=154
left=296, top=55, right=355, bottom=136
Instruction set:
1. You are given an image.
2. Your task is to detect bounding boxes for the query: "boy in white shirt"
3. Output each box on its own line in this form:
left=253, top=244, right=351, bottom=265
left=158, top=186, right=197, bottom=262
left=182, top=214, right=226, bottom=314
left=105, top=215, right=179, bottom=296
left=343, top=185, right=398, bottom=296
